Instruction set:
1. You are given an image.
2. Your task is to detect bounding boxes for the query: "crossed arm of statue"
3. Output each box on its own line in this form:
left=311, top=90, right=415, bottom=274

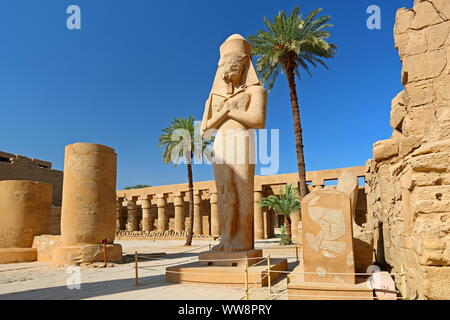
left=201, top=86, right=267, bottom=137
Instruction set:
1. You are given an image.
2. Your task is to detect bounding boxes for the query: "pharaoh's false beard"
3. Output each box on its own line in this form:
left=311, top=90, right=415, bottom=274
left=222, top=72, right=239, bottom=94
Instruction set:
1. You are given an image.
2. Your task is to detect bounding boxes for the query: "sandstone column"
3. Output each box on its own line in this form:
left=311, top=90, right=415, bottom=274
left=173, top=193, right=185, bottom=232
left=157, top=194, right=168, bottom=232
left=118, top=197, right=128, bottom=231
left=290, top=209, right=301, bottom=243
left=141, top=196, right=152, bottom=232
left=118, top=198, right=127, bottom=230
left=210, top=192, right=220, bottom=236
left=55, top=143, right=122, bottom=264
left=264, top=209, right=275, bottom=238
left=116, top=198, right=122, bottom=232
left=193, top=191, right=203, bottom=235
left=263, top=208, right=268, bottom=239
left=254, top=191, right=264, bottom=240
left=203, top=215, right=211, bottom=236
left=0, top=180, right=52, bottom=248
left=126, top=198, right=138, bottom=231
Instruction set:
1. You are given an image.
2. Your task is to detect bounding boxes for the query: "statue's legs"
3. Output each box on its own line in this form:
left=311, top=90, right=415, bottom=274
left=212, top=128, right=255, bottom=252
left=212, top=163, right=237, bottom=251
left=225, top=163, right=254, bottom=251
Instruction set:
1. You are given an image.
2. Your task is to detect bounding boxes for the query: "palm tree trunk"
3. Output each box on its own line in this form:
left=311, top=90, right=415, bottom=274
left=285, top=64, right=308, bottom=200
left=285, top=216, right=292, bottom=243
left=184, top=162, right=195, bottom=246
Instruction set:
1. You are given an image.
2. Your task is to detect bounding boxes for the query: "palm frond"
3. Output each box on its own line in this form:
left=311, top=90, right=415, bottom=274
left=158, top=116, right=213, bottom=166
left=258, top=184, right=300, bottom=218
left=249, top=6, right=337, bottom=91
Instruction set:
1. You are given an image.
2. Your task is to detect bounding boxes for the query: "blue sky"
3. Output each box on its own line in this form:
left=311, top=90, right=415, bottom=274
left=0, top=0, right=414, bottom=188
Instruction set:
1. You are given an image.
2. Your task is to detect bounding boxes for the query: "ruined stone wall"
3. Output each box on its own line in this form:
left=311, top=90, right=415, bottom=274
left=366, top=0, right=450, bottom=299
left=0, top=151, right=63, bottom=206
left=46, top=207, right=61, bottom=235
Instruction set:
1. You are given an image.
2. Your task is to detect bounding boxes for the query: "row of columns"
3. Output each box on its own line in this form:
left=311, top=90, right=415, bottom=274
left=116, top=190, right=276, bottom=238
left=254, top=191, right=264, bottom=240
left=255, top=190, right=300, bottom=240
left=193, top=192, right=202, bottom=235
left=116, top=191, right=221, bottom=236
left=141, top=198, right=152, bottom=231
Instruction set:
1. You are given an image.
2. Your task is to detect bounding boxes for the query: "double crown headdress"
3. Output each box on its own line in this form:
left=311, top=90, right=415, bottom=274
left=210, top=34, right=260, bottom=95
left=201, top=34, right=261, bottom=135
left=219, top=34, right=252, bottom=57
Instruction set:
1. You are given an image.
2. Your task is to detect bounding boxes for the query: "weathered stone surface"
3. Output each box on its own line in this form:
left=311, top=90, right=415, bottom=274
left=413, top=139, right=450, bottom=155
left=0, top=180, right=52, bottom=249
left=412, top=185, right=450, bottom=201
left=353, top=225, right=374, bottom=273
left=412, top=172, right=444, bottom=186
left=0, top=248, right=37, bottom=264
left=52, top=244, right=123, bottom=266
left=400, top=135, right=423, bottom=156
left=32, top=235, right=61, bottom=263
left=411, top=1, right=444, bottom=30
left=301, top=189, right=356, bottom=284
left=432, top=0, right=450, bottom=20
left=402, top=104, right=434, bottom=137
left=395, top=8, right=414, bottom=34
left=61, top=143, right=118, bottom=246
left=405, top=81, right=435, bottom=107
left=413, top=213, right=450, bottom=238
left=433, top=75, right=450, bottom=104
left=422, top=266, right=450, bottom=299
left=373, top=138, right=399, bottom=161
left=390, top=104, right=406, bottom=130
left=410, top=152, right=450, bottom=172
left=413, top=200, right=450, bottom=214
left=446, top=45, right=450, bottom=74
left=403, top=49, right=447, bottom=82
left=395, top=32, right=410, bottom=59
left=390, top=92, right=408, bottom=129
left=431, top=116, right=450, bottom=140
left=368, top=0, right=450, bottom=299
left=406, top=30, right=428, bottom=55
left=425, top=21, right=450, bottom=50
left=52, top=143, right=123, bottom=265
left=336, top=170, right=359, bottom=212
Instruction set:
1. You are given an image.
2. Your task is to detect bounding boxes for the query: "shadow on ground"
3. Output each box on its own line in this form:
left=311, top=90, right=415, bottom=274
left=0, top=273, right=174, bottom=300
left=122, top=251, right=202, bottom=266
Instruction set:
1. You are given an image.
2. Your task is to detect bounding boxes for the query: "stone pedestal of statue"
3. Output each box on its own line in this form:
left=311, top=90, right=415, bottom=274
left=199, top=249, right=263, bottom=267
left=167, top=248, right=287, bottom=287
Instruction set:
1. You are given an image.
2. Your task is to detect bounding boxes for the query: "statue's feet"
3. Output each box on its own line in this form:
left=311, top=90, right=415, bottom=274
left=222, top=237, right=252, bottom=252
left=212, top=239, right=227, bottom=251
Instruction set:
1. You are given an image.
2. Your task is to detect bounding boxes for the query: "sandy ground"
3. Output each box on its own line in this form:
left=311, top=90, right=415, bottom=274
left=0, top=238, right=299, bottom=300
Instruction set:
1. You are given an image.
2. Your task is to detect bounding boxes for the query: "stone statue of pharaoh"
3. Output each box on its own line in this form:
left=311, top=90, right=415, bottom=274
left=201, top=34, right=267, bottom=251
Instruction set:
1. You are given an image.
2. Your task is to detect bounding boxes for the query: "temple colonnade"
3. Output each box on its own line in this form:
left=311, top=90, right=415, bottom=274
left=116, top=166, right=367, bottom=240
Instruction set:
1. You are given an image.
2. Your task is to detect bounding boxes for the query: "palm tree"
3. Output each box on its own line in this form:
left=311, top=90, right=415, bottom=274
left=249, top=7, right=336, bottom=199
left=158, top=116, right=212, bottom=246
left=258, top=184, right=300, bottom=244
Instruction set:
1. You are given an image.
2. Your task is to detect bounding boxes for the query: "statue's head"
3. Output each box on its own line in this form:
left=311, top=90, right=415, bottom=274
left=218, top=52, right=248, bottom=84
left=218, top=34, right=252, bottom=85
